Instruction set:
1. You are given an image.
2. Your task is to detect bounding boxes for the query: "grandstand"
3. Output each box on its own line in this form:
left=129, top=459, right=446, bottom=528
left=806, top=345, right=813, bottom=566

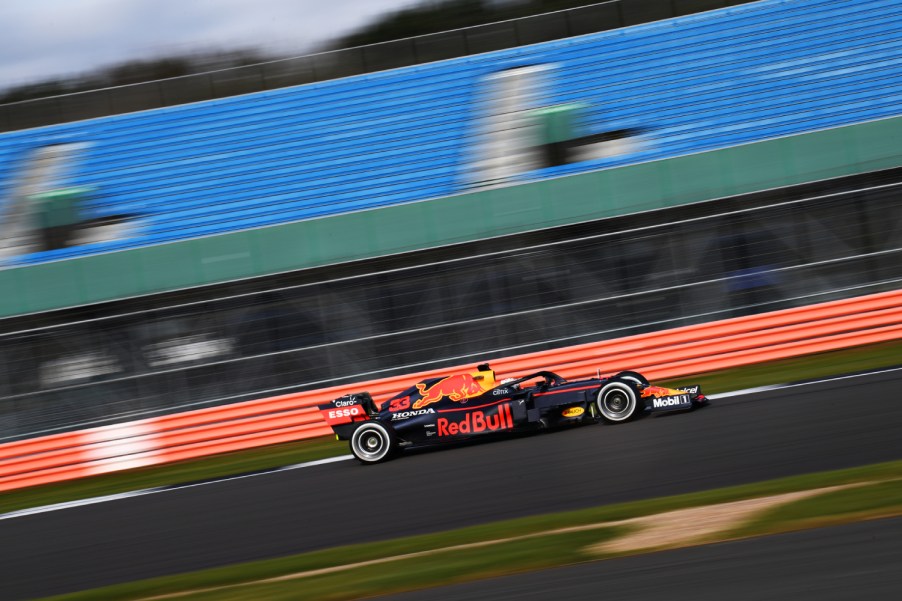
left=0, top=0, right=898, bottom=269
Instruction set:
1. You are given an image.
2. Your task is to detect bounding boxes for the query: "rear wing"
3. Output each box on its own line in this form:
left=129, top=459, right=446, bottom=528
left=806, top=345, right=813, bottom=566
left=318, top=392, right=378, bottom=440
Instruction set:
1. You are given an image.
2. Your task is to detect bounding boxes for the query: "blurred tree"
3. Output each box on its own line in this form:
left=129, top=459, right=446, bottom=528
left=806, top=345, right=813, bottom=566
left=0, top=1, right=599, bottom=105
left=0, top=49, right=272, bottom=105
left=332, top=0, right=600, bottom=48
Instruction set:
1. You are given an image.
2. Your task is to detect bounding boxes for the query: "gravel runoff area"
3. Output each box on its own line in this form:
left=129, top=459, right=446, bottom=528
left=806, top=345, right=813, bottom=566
left=588, top=482, right=875, bottom=553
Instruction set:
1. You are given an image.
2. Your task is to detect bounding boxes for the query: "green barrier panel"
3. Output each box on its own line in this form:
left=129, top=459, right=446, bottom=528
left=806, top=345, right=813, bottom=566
left=28, top=187, right=93, bottom=253
left=19, top=261, right=82, bottom=314
left=2, top=115, right=901, bottom=318
left=137, top=241, right=202, bottom=293
left=78, top=250, right=142, bottom=305
left=30, top=187, right=89, bottom=229
left=532, top=104, right=586, bottom=145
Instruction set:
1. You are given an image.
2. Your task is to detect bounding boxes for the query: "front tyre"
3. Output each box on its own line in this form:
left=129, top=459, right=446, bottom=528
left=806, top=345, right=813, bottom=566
left=350, top=422, right=397, bottom=464
left=596, top=381, right=639, bottom=423
left=615, top=370, right=649, bottom=387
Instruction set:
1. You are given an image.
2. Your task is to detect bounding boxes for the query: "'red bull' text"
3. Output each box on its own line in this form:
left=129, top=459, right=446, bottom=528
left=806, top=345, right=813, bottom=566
left=437, top=403, right=513, bottom=436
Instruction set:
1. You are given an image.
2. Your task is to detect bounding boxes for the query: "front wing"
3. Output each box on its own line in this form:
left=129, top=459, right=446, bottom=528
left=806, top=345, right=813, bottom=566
left=642, top=384, right=704, bottom=413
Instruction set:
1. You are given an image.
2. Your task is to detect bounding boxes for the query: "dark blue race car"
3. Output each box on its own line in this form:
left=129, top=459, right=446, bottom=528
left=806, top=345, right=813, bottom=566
left=319, top=363, right=705, bottom=463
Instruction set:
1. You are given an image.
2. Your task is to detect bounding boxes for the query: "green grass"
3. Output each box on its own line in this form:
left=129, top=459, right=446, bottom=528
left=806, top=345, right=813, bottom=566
left=176, top=528, right=629, bottom=601
left=269, top=528, right=625, bottom=601
left=44, top=459, right=902, bottom=601
left=4, top=339, right=901, bottom=516
left=729, top=478, right=902, bottom=538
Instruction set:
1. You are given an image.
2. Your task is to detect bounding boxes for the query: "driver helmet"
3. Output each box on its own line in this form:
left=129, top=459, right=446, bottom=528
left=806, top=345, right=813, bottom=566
left=500, top=377, right=519, bottom=390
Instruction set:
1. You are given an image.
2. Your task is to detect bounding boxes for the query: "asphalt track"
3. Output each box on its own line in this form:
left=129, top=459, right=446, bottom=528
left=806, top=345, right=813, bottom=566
left=379, top=516, right=902, bottom=601
left=3, top=369, right=902, bottom=600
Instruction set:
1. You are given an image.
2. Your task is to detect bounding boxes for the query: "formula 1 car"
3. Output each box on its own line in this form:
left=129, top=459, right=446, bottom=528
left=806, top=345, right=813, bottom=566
left=319, top=363, right=706, bottom=463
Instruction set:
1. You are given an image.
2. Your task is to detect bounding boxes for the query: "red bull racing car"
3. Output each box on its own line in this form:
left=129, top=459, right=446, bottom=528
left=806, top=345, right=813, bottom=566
left=319, top=363, right=705, bottom=463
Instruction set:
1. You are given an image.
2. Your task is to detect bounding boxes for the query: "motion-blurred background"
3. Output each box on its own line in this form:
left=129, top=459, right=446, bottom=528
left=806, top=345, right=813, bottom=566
left=0, top=0, right=900, bottom=443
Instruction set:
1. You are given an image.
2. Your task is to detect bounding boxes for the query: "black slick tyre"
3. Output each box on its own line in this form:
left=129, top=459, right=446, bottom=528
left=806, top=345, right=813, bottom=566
left=350, top=422, right=397, bottom=464
left=596, top=381, right=639, bottom=423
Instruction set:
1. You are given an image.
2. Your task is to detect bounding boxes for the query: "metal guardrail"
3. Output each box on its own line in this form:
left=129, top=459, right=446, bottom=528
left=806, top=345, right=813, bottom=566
left=1, top=287, right=900, bottom=492
left=0, top=0, right=754, bottom=132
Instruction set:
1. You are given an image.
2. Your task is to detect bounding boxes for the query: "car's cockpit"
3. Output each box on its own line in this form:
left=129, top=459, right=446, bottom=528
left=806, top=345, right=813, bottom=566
left=495, top=371, right=567, bottom=393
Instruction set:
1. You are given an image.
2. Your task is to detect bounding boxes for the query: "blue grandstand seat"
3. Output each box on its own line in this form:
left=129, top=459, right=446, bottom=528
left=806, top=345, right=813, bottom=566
left=1, top=0, right=900, bottom=266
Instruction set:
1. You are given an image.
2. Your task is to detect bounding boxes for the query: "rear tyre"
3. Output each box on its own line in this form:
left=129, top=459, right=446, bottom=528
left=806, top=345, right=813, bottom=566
left=350, top=422, right=397, bottom=464
left=596, top=381, right=639, bottom=423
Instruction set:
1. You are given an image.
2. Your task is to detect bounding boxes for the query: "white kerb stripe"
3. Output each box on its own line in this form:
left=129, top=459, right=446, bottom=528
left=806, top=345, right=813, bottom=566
left=82, top=422, right=161, bottom=475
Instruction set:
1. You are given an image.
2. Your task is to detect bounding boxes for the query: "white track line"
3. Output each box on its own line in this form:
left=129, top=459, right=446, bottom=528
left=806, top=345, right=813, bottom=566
left=0, top=455, right=353, bottom=522
left=280, top=454, right=354, bottom=471
left=707, top=366, right=902, bottom=400
left=3, top=367, right=901, bottom=522
left=0, top=490, right=152, bottom=521
left=707, top=385, right=782, bottom=399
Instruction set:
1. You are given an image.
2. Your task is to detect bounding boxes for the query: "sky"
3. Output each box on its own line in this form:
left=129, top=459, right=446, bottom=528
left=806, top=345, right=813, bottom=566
left=0, top=0, right=424, bottom=90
